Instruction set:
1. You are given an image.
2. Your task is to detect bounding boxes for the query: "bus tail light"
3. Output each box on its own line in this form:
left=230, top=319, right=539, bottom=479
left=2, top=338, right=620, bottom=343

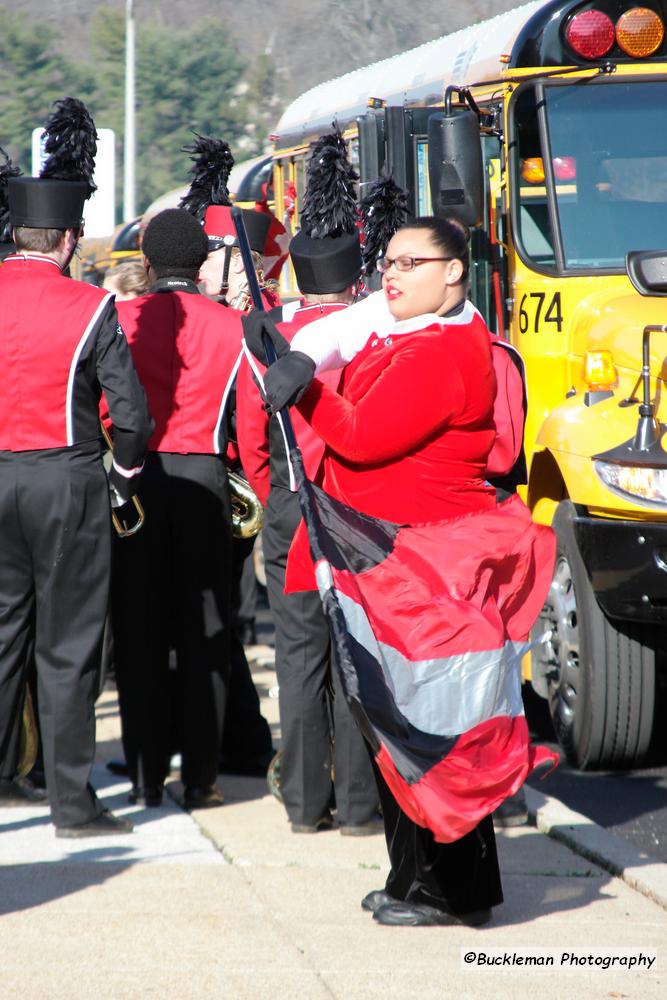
left=521, top=158, right=545, bottom=183
left=615, top=7, right=664, bottom=57
left=584, top=351, right=618, bottom=391
left=566, top=9, right=615, bottom=59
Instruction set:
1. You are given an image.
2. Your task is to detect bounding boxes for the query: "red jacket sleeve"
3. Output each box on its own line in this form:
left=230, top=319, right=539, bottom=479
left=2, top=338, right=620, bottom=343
left=236, top=354, right=271, bottom=506
left=296, top=335, right=466, bottom=464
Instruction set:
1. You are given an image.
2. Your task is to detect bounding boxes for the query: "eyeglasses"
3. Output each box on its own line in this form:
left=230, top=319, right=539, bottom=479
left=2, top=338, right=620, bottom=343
left=376, top=255, right=454, bottom=273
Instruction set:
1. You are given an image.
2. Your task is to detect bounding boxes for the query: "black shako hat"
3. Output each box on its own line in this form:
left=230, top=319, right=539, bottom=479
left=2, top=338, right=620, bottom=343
left=289, top=229, right=360, bottom=293
left=8, top=97, right=97, bottom=230
left=290, top=126, right=361, bottom=295
left=8, top=177, right=89, bottom=229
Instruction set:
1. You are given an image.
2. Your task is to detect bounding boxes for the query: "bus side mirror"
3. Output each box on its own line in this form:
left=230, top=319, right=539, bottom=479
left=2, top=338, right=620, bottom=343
left=627, top=250, right=667, bottom=297
left=427, top=110, right=483, bottom=227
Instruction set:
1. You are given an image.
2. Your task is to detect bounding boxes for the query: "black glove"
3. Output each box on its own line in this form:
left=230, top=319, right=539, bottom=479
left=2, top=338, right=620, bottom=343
left=242, top=308, right=291, bottom=365
left=108, top=464, right=137, bottom=507
left=263, top=351, right=316, bottom=413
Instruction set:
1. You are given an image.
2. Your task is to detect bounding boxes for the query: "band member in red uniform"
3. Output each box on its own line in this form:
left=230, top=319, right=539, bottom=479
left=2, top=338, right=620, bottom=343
left=180, top=135, right=275, bottom=777
left=0, top=99, right=152, bottom=835
left=179, top=134, right=282, bottom=310
left=111, top=208, right=244, bottom=809
left=246, top=216, right=536, bottom=925
left=237, top=128, right=379, bottom=833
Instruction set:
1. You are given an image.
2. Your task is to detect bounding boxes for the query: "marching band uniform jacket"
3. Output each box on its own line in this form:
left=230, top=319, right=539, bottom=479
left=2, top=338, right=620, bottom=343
left=236, top=302, right=379, bottom=828
left=0, top=253, right=151, bottom=828
left=112, top=278, right=244, bottom=793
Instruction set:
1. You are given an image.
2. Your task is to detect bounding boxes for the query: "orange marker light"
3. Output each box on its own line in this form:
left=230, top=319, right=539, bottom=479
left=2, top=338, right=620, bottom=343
left=584, top=350, right=618, bottom=391
left=616, top=7, right=664, bottom=57
left=521, top=157, right=545, bottom=183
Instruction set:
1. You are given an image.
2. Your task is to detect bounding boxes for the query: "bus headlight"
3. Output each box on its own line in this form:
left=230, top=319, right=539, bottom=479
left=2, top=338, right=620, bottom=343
left=594, top=460, right=667, bottom=505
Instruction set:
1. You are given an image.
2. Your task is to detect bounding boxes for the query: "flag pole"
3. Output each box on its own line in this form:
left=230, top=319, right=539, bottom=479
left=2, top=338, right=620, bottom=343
left=231, top=206, right=299, bottom=454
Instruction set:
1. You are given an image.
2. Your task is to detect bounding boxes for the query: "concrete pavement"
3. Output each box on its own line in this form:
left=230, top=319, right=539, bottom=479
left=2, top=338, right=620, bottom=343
left=1, top=649, right=665, bottom=1000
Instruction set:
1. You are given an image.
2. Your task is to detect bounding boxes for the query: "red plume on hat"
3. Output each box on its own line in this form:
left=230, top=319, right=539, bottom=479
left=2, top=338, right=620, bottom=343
left=179, top=133, right=234, bottom=221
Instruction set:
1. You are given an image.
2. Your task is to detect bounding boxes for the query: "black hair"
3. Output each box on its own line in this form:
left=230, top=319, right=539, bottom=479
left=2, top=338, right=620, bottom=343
left=399, top=216, right=470, bottom=281
left=142, top=208, right=208, bottom=279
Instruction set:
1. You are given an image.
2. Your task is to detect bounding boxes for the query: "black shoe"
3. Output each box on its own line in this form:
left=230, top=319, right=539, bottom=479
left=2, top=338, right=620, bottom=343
left=183, top=785, right=224, bottom=810
left=55, top=809, right=134, bottom=839
left=0, top=776, right=49, bottom=806
left=361, top=889, right=394, bottom=913
left=373, top=901, right=492, bottom=927
left=339, top=813, right=384, bottom=837
left=493, top=787, right=529, bottom=828
left=290, top=812, right=334, bottom=834
left=128, top=785, right=163, bottom=807
left=105, top=759, right=129, bottom=777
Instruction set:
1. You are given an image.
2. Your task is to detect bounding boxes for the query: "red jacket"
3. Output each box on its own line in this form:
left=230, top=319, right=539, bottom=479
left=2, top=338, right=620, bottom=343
left=0, top=253, right=150, bottom=474
left=236, top=303, right=346, bottom=505
left=287, top=308, right=498, bottom=590
left=117, top=281, right=244, bottom=455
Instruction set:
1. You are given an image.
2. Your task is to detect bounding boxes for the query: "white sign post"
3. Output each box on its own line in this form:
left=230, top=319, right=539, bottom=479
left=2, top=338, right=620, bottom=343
left=31, top=127, right=116, bottom=238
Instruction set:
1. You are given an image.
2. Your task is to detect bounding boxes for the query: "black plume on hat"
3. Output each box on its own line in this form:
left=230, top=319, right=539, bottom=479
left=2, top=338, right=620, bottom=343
left=40, top=97, right=98, bottom=199
left=360, top=171, right=409, bottom=275
left=0, top=145, right=22, bottom=242
left=299, top=125, right=358, bottom=239
left=179, top=133, right=234, bottom=221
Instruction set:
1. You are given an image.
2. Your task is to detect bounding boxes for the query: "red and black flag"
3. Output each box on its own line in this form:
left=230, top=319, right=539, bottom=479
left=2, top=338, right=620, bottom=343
left=290, top=448, right=558, bottom=844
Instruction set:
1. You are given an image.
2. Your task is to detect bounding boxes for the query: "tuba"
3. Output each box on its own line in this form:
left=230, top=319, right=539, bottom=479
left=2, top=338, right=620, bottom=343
left=229, top=471, right=264, bottom=538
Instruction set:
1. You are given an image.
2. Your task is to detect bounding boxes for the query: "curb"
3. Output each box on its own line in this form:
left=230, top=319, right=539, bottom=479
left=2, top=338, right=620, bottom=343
left=525, top=784, right=667, bottom=912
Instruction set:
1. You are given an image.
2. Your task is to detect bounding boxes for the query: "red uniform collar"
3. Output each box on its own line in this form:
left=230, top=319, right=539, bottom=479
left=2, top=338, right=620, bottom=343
left=3, top=253, right=62, bottom=271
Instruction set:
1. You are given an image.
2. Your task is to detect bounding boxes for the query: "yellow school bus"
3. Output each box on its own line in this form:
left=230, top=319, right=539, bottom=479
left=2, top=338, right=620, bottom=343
left=272, top=0, right=667, bottom=769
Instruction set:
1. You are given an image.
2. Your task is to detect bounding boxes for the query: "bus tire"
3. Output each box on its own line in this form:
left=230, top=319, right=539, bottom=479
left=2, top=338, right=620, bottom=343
left=536, top=500, right=656, bottom=770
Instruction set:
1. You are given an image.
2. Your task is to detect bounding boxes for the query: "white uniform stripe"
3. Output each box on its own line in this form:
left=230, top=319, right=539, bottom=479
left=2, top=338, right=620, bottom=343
left=213, top=347, right=243, bottom=456
left=65, top=292, right=113, bottom=446
left=329, top=586, right=526, bottom=737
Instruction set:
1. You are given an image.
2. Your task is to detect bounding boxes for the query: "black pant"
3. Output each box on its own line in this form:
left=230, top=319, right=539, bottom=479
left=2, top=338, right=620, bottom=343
left=263, top=487, right=378, bottom=826
left=374, top=762, right=504, bottom=915
left=112, top=452, right=232, bottom=791
left=0, top=447, right=108, bottom=827
left=221, top=535, right=273, bottom=763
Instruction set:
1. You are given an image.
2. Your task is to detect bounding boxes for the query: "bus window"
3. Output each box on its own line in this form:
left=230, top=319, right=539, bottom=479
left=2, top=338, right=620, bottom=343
left=295, top=156, right=307, bottom=224
left=416, top=139, right=431, bottom=215
left=545, top=80, right=667, bottom=269
left=513, top=86, right=556, bottom=268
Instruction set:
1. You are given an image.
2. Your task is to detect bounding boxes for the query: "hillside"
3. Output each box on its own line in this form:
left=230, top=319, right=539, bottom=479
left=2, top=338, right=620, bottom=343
left=18, top=0, right=521, bottom=105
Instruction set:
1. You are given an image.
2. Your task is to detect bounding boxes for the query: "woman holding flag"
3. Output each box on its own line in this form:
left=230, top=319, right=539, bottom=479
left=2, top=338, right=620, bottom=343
left=243, top=214, right=556, bottom=928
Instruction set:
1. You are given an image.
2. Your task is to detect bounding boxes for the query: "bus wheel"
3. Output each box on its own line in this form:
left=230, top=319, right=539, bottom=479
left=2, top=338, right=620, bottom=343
left=534, top=500, right=656, bottom=770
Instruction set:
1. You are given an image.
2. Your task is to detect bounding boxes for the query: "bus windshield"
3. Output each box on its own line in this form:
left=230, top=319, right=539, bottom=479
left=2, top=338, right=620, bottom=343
left=515, top=80, right=667, bottom=271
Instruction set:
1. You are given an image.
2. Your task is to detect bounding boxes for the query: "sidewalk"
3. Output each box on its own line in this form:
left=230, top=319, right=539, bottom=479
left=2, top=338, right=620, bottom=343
left=1, top=649, right=664, bottom=1000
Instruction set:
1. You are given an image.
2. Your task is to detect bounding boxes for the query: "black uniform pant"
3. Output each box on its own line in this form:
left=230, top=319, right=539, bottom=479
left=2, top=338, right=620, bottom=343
left=0, top=447, right=108, bottom=827
left=263, top=486, right=378, bottom=826
left=221, top=535, right=273, bottom=763
left=112, top=452, right=232, bottom=791
left=374, top=763, right=504, bottom=915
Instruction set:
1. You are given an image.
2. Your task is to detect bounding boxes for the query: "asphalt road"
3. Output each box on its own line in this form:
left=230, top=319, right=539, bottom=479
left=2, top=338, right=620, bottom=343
left=524, top=685, right=667, bottom=864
